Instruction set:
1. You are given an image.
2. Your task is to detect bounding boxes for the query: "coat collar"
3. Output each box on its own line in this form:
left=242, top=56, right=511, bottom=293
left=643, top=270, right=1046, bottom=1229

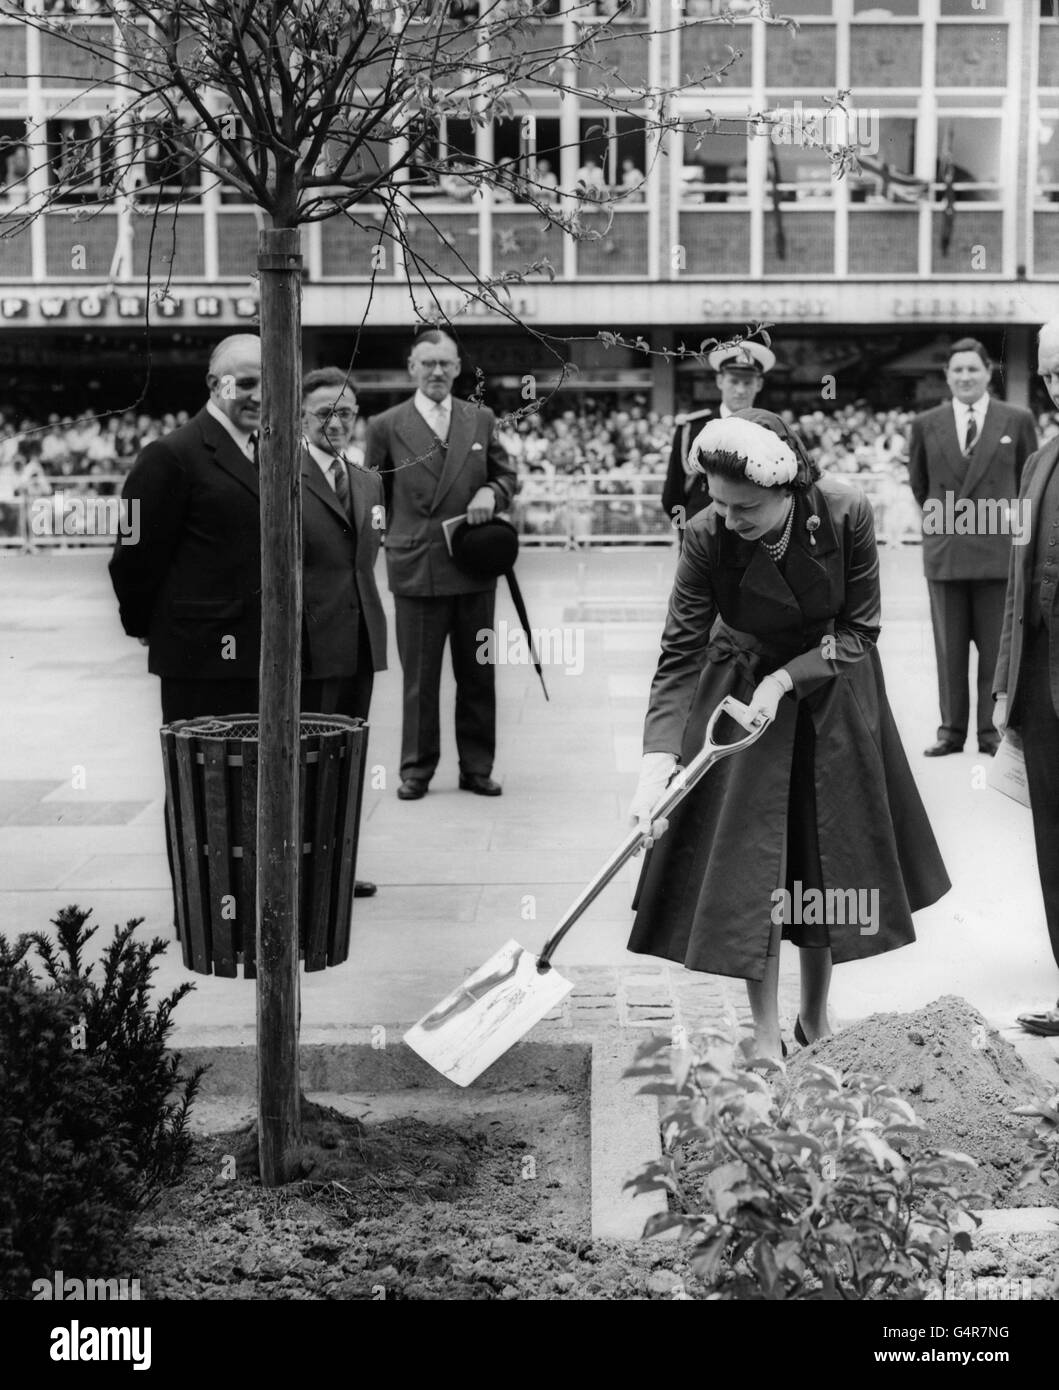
left=392, top=395, right=475, bottom=515
left=300, top=446, right=365, bottom=536
left=196, top=406, right=258, bottom=497
left=959, top=397, right=1003, bottom=500
left=716, top=483, right=836, bottom=617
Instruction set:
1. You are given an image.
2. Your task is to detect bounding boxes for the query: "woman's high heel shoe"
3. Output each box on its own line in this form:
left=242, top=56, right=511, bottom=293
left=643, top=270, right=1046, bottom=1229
left=794, top=1017, right=809, bottom=1047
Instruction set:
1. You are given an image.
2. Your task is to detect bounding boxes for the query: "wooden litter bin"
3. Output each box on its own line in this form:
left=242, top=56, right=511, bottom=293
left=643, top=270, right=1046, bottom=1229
left=159, top=713, right=368, bottom=977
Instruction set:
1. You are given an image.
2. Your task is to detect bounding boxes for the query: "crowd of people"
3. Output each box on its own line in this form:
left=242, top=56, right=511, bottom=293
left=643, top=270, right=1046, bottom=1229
left=3, top=398, right=1059, bottom=546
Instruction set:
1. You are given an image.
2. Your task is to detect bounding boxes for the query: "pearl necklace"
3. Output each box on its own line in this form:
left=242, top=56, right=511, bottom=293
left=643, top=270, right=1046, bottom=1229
left=760, top=497, right=795, bottom=562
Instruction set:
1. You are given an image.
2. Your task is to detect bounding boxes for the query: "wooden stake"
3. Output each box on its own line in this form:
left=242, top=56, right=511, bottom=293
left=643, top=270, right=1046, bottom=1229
left=255, top=225, right=303, bottom=1186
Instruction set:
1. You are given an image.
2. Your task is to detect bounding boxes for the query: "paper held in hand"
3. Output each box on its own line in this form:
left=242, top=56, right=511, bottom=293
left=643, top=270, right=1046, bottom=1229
left=441, top=512, right=469, bottom=557
left=988, top=730, right=1030, bottom=807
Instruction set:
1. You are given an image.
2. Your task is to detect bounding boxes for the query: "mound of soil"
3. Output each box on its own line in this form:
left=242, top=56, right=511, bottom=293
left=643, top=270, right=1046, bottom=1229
left=789, top=995, right=1054, bottom=1206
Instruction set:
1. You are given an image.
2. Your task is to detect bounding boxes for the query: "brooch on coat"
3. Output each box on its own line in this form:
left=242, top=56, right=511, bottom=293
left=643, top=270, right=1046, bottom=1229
left=806, top=514, right=821, bottom=547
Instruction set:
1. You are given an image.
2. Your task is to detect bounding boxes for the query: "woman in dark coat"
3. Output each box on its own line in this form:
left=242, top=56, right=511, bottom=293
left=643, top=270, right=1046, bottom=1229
left=627, top=409, right=950, bottom=1060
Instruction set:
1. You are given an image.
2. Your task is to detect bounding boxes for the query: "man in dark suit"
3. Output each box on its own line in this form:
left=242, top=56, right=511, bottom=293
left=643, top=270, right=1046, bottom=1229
left=299, top=367, right=387, bottom=723
left=908, top=337, right=1038, bottom=756
left=110, top=333, right=264, bottom=722
left=993, top=319, right=1059, bottom=1035
left=110, top=340, right=382, bottom=895
left=661, top=341, right=775, bottom=531
left=364, top=328, right=517, bottom=800
left=300, top=366, right=389, bottom=898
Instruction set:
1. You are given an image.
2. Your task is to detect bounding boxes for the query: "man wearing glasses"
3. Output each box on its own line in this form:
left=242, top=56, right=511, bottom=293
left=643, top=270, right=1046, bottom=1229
left=364, top=328, right=517, bottom=800
left=300, top=367, right=389, bottom=898
left=299, top=366, right=387, bottom=731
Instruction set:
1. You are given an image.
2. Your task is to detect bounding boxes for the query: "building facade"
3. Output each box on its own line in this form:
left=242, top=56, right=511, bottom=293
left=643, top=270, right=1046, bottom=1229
left=0, top=0, right=1057, bottom=416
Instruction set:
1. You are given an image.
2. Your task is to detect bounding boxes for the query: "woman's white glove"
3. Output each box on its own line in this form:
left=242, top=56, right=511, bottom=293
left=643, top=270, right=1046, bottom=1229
left=629, top=752, right=679, bottom=847
left=747, top=671, right=790, bottom=727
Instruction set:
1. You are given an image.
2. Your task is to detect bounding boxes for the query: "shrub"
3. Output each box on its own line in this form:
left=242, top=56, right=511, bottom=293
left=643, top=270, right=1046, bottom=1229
left=0, top=906, right=204, bottom=1297
left=1014, top=1091, right=1059, bottom=1194
left=625, top=1029, right=987, bottom=1301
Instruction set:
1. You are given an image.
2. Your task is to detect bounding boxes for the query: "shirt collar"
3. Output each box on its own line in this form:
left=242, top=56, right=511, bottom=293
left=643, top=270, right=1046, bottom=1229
left=206, top=398, right=254, bottom=456
left=415, top=389, right=452, bottom=422
left=954, top=395, right=988, bottom=420
left=305, top=438, right=344, bottom=474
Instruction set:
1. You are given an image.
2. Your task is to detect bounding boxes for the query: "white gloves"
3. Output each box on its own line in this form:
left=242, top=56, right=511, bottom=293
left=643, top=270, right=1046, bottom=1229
left=629, top=752, right=678, bottom=845
left=993, top=694, right=1008, bottom=737
left=747, top=671, right=791, bottom=726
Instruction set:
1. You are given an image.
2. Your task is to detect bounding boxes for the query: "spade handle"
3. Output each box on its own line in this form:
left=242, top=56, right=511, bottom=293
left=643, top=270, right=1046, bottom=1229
left=537, top=696, right=772, bottom=968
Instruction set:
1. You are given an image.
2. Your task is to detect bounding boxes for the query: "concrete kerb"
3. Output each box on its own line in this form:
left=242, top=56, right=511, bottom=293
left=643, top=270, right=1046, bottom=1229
left=171, top=1027, right=1059, bottom=1259
left=174, top=1029, right=667, bottom=1242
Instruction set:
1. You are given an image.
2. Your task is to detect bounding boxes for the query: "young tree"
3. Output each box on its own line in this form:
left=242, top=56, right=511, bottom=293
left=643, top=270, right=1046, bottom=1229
left=3, top=0, right=819, bottom=1183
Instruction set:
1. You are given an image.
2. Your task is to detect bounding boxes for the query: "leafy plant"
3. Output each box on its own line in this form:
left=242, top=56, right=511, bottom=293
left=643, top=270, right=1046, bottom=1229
left=625, top=1030, right=987, bottom=1301
left=0, top=906, right=204, bottom=1297
left=28, top=905, right=204, bottom=1199
left=1014, top=1090, right=1059, bottom=1194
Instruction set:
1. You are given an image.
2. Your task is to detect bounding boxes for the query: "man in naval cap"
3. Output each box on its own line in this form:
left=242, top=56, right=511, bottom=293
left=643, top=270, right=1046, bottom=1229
left=661, top=339, right=776, bottom=533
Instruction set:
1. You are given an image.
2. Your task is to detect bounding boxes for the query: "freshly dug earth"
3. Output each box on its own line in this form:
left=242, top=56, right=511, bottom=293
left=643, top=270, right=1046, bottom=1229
left=125, top=998, right=1057, bottom=1300
left=127, top=1091, right=687, bottom=1301
left=788, top=995, right=1055, bottom=1206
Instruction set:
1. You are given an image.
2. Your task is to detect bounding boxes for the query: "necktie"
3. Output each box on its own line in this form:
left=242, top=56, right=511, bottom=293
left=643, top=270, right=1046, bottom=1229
left=430, top=403, right=448, bottom=444
left=246, top=430, right=259, bottom=466
left=964, top=412, right=978, bottom=455
left=329, top=457, right=352, bottom=520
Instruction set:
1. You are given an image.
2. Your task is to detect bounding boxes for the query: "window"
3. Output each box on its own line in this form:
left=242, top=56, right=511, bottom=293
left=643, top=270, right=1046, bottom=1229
left=935, top=116, right=1002, bottom=202
left=488, top=115, right=562, bottom=205
left=136, top=118, right=201, bottom=203
left=583, top=0, right=647, bottom=19
left=853, top=1, right=918, bottom=13
left=768, top=142, right=836, bottom=203
left=0, top=121, right=29, bottom=205
left=576, top=114, right=646, bottom=202
left=848, top=115, right=919, bottom=203
left=679, top=123, right=748, bottom=204
left=939, top=0, right=1006, bottom=15
left=764, top=0, right=831, bottom=13
left=46, top=118, right=116, bottom=204
left=1038, top=113, right=1059, bottom=203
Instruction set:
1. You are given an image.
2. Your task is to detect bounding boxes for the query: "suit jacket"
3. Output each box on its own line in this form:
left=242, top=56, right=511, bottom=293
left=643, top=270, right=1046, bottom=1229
left=661, top=408, right=713, bottom=525
left=993, top=436, right=1059, bottom=722
left=907, top=398, right=1038, bottom=581
left=109, top=406, right=263, bottom=679
left=301, top=449, right=388, bottom=679
left=363, top=396, right=517, bottom=598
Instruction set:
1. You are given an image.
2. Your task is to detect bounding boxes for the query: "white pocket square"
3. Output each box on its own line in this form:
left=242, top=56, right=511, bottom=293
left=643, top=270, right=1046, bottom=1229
left=471, top=442, right=483, bottom=451
left=1000, top=435, right=1012, bottom=444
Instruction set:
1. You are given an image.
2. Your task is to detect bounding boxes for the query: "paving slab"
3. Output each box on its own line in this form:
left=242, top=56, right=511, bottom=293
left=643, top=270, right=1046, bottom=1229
left=2, top=545, right=1057, bottom=1056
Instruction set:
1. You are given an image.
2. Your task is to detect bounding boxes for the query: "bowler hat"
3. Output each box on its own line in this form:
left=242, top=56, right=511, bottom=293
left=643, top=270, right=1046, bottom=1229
left=449, top=515, right=520, bottom=578
left=707, top=341, right=776, bottom=376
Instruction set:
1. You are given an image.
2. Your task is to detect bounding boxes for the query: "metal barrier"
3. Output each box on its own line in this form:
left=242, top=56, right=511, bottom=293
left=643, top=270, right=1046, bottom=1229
left=0, top=474, right=127, bottom=549
left=511, top=469, right=922, bottom=547
left=0, top=467, right=922, bottom=551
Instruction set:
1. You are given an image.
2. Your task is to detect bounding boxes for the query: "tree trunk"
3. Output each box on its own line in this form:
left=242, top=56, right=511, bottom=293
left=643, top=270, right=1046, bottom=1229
left=255, top=225, right=303, bottom=1186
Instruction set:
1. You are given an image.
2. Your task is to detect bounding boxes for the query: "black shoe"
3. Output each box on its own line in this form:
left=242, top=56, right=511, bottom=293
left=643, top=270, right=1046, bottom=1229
left=794, top=1017, right=809, bottom=1047
left=978, top=742, right=999, bottom=757
left=458, top=774, right=502, bottom=796
left=397, top=779, right=428, bottom=800
left=353, top=880, right=377, bottom=897
left=924, top=740, right=964, bottom=757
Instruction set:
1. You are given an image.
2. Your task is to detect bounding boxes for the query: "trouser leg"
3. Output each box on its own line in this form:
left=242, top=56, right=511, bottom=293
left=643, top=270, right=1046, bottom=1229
left=450, top=588, right=497, bottom=778
left=395, top=594, right=450, bottom=782
left=1019, top=628, right=1059, bottom=974
left=928, top=579, right=971, bottom=744
left=970, top=579, right=1007, bottom=746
